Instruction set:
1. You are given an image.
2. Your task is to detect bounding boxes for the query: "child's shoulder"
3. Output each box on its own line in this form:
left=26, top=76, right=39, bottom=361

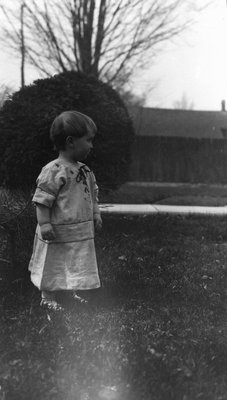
left=40, top=159, right=69, bottom=178
left=42, top=159, right=63, bottom=171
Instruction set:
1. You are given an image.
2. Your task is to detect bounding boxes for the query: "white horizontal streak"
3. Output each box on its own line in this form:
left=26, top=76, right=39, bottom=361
left=99, top=204, right=227, bottom=215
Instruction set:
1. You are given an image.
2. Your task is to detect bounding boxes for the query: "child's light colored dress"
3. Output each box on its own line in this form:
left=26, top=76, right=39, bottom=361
left=29, top=156, right=101, bottom=291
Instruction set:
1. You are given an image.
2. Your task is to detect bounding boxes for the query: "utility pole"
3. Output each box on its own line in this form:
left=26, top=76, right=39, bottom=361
left=20, top=2, right=25, bottom=88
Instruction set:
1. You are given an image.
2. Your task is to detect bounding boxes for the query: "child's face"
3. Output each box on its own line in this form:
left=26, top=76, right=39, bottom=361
left=69, top=130, right=95, bottom=161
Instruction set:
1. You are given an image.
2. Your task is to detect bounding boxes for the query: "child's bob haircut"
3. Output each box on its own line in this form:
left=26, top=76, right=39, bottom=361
left=50, top=110, right=97, bottom=151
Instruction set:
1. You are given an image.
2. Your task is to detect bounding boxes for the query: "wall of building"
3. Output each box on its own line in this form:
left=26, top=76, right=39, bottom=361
left=129, top=136, right=227, bottom=183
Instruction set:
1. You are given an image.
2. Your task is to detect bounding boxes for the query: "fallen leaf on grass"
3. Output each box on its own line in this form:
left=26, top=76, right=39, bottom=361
left=147, top=347, right=163, bottom=358
left=177, top=366, right=193, bottom=378
left=47, top=314, right=52, bottom=321
left=9, top=359, right=23, bottom=366
left=118, top=255, right=127, bottom=261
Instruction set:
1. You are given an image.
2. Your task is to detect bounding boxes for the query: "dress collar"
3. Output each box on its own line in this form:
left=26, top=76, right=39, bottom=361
left=57, top=155, right=80, bottom=169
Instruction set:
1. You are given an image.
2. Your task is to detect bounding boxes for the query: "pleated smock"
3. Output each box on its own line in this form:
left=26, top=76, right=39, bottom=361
left=29, top=157, right=101, bottom=291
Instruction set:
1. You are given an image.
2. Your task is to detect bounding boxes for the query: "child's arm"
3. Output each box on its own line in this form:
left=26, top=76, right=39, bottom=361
left=93, top=194, right=102, bottom=231
left=91, top=173, right=102, bottom=231
left=36, top=204, right=56, bottom=241
left=94, top=211, right=102, bottom=231
left=33, top=163, right=66, bottom=240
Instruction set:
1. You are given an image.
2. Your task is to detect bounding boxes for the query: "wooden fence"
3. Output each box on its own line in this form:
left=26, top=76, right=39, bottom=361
left=129, top=136, right=227, bottom=183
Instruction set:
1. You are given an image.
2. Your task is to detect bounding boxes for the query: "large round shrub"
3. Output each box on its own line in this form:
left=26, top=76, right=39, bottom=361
left=0, top=71, right=134, bottom=190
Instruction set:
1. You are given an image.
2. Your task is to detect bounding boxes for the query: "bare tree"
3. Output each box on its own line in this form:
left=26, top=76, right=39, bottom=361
left=20, top=2, right=25, bottom=87
left=0, top=0, right=205, bottom=89
left=173, top=92, right=194, bottom=110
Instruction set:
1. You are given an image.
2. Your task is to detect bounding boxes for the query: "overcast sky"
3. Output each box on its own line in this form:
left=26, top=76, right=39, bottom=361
left=0, top=1, right=227, bottom=111
left=135, top=1, right=227, bottom=111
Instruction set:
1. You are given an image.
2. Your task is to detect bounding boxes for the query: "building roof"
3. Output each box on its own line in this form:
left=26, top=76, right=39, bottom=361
left=128, top=106, right=227, bottom=139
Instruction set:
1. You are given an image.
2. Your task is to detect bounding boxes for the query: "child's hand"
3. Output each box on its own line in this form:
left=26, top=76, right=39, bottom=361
left=40, top=223, right=56, bottom=241
left=94, top=215, right=102, bottom=231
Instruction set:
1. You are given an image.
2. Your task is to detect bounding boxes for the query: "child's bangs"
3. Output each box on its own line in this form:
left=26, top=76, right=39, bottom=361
left=64, top=111, right=97, bottom=136
left=86, top=116, right=97, bottom=134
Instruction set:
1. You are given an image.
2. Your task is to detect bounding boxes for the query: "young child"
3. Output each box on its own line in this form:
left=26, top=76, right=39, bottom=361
left=29, top=110, right=102, bottom=311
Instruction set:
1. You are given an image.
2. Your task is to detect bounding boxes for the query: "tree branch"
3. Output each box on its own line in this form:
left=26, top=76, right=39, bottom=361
left=0, top=0, right=209, bottom=89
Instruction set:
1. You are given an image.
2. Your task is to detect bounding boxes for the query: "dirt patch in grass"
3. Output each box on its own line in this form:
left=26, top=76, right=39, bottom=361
left=0, top=215, right=227, bottom=400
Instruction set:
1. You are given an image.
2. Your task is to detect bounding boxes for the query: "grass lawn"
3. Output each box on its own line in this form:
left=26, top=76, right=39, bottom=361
left=0, top=214, right=227, bottom=400
left=100, top=182, right=227, bottom=206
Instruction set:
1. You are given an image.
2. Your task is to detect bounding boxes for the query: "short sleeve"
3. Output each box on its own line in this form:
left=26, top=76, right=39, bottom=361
left=32, top=163, right=66, bottom=208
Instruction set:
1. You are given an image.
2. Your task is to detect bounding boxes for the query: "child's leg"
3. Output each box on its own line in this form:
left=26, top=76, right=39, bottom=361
left=41, top=290, right=56, bottom=301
